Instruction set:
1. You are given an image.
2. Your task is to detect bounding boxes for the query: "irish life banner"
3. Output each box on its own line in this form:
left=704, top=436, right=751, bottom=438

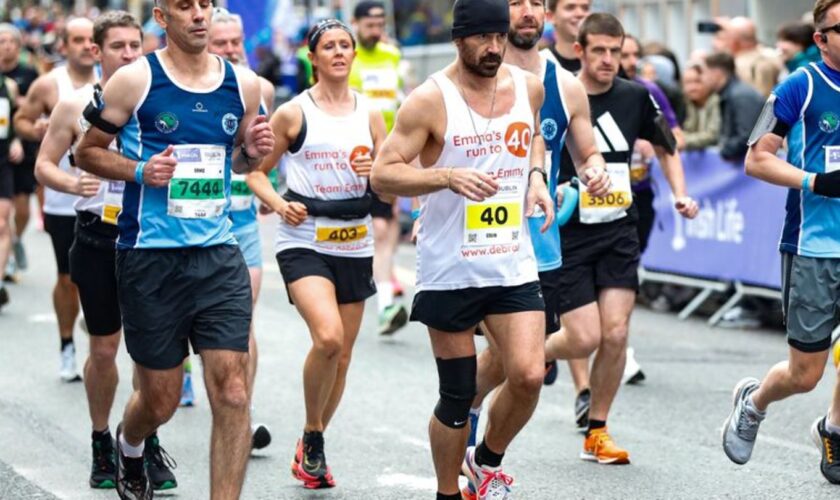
left=641, top=149, right=787, bottom=289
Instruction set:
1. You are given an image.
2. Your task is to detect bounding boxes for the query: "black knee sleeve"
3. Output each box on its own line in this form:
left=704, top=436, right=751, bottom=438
left=433, top=355, right=477, bottom=429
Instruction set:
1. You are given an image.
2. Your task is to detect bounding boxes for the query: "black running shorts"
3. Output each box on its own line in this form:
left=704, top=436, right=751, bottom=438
left=0, top=160, right=12, bottom=199
left=556, top=219, right=640, bottom=315
left=69, top=212, right=121, bottom=336
left=12, top=155, right=37, bottom=195
left=44, top=214, right=76, bottom=275
left=539, top=267, right=564, bottom=335
left=634, top=187, right=656, bottom=255
left=276, top=248, right=375, bottom=305
left=411, top=281, right=545, bottom=333
left=370, top=192, right=394, bottom=220
left=116, top=244, right=252, bottom=370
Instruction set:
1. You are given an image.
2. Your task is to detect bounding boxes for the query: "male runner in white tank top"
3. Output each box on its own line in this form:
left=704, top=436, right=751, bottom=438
left=372, top=1, right=608, bottom=498
left=464, top=0, right=610, bottom=465
left=14, top=17, right=97, bottom=382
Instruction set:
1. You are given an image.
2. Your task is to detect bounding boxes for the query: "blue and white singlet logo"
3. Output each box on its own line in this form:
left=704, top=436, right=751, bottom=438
left=155, top=111, right=179, bottom=134
left=819, top=112, right=840, bottom=134
left=222, top=113, right=239, bottom=136
left=541, top=118, right=558, bottom=141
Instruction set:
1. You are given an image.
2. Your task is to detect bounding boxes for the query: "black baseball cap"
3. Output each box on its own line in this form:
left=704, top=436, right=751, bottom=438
left=354, top=1, right=385, bottom=19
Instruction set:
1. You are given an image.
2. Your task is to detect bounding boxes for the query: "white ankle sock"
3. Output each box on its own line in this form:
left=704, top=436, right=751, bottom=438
left=826, top=412, right=840, bottom=435
left=746, top=394, right=766, bottom=417
left=119, top=434, right=144, bottom=458
left=376, top=282, right=394, bottom=313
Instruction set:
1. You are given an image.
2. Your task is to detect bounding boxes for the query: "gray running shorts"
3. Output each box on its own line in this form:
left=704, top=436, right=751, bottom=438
left=781, top=253, right=838, bottom=353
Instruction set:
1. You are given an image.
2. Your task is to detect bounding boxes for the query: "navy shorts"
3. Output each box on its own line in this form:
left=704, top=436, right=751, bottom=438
left=116, top=245, right=252, bottom=370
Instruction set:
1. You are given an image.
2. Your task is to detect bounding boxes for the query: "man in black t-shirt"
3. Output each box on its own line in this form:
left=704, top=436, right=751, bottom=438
left=543, top=13, right=698, bottom=465
left=0, top=23, right=38, bottom=275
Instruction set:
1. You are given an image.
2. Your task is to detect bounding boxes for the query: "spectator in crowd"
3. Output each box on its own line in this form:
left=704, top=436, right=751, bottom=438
left=620, top=34, right=684, bottom=148
left=682, top=63, right=721, bottom=150
left=703, top=51, right=764, bottom=162
left=776, top=21, right=821, bottom=72
left=641, top=53, right=687, bottom=125
left=256, top=44, right=282, bottom=86
left=643, top=41, right=682, bottom=82
left=726, top=16, right=783, bottom=96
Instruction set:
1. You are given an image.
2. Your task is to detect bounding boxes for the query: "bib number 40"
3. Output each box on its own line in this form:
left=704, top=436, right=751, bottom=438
left=480, top=205, right=509, bottom=226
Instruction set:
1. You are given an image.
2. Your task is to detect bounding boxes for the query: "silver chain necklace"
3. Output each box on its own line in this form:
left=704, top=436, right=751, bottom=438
left=457, top=68, right=499, bottom=146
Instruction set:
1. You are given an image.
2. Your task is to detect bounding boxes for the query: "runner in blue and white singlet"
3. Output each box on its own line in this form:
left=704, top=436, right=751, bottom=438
left=74, top=5, right=274, bottom=496
left=722, top=3, right=840, bottom=481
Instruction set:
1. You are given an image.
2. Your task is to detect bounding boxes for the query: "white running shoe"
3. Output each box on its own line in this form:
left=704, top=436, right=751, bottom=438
left=621, top=347, right=646, bottom=385
left=60, top=344, right=82, bottom=382
left=461, top=446, right=513, bottom=499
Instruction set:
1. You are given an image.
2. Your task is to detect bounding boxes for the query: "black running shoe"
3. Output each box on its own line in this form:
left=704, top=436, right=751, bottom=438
left=811, top=416, right=840, bottom=484
left=543, top=360, right=558, bottom=386
left=0, top=287, right=8, bottom=309
left=252, top=423, right=272, bottom=451
left=291, top=431, right=335, bottom=489
left=144, top=433, right=177, bottom=490
left=115, top=424, right=152, bottom=500
left=89, top=433, right=116, bottom=489
left=575, top=388, right=591, bottom=434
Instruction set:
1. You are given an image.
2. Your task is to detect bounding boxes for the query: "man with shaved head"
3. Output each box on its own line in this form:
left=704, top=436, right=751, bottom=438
left=13, top=16, right=97, bottom=383
left=727, top=16, right=782, bottom=96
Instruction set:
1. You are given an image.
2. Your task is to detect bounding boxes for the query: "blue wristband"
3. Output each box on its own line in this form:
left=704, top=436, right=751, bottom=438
left=802, top=173, right=812, bottom=192
left=134, top=161, right=146, bottom=185
left=411, top=208, right=421, bottom=221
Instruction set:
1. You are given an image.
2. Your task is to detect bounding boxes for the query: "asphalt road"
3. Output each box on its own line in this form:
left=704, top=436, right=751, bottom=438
left=0, top=215, right=838, bottom=499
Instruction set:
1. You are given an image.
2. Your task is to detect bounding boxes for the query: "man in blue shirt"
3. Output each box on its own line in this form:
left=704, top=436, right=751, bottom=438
left=722, top=0, right=840, bottom=484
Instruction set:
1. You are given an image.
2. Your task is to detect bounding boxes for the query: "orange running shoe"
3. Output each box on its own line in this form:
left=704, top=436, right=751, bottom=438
left=290, top=438, right=336, bottom=489
left=580, top=428, right=630, bottom=465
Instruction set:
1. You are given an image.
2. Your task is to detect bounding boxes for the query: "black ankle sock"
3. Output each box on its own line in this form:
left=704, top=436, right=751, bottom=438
left=303, top=430, right=324, bottom=450
left=475, top=441, right=504, bottom=468
left=60, top=338, right=73, bottom=350
left=92, top=428, right=111, bottom=441
left=437, top=493, right=462, bottom=500
left=588, top=419, right=607, bottom=434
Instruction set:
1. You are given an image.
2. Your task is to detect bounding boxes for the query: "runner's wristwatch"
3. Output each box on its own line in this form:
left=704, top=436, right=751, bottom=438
left=529, top=167, right=547, bottom=184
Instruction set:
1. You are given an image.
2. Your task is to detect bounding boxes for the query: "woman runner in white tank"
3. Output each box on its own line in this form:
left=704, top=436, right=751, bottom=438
left=247, top=20, right=387, bottom=490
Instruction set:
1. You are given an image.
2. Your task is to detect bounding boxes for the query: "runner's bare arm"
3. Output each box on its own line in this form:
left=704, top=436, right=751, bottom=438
left=259, top=77, right=275, bottom=114
left=526, top=74, right=547, bottom=174
left=524, top=75, right=554, bottom=230
left=745, top=133, right=809, bottom=189
left=233, top=68, right=274, bottom=174
left=247, top=102, right=303, bottom=222
left=371, top=81, right=498, bottom=201
left=13, top=74, right=55, bottom=141
left=6, top=78, right=23, bottom=164
left=34, top=98, right=93, bottom=195
left=560, top=75, right=610, bottom=197
left=367, top=109, right=394, bottom=203
left=76, top=63, right=161, bottom=183
left=653, top=146, right=698, bottom=218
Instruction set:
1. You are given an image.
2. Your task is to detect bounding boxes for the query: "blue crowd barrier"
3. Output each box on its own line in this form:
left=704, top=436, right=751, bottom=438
left=642, top=149, right=787, bottom=290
